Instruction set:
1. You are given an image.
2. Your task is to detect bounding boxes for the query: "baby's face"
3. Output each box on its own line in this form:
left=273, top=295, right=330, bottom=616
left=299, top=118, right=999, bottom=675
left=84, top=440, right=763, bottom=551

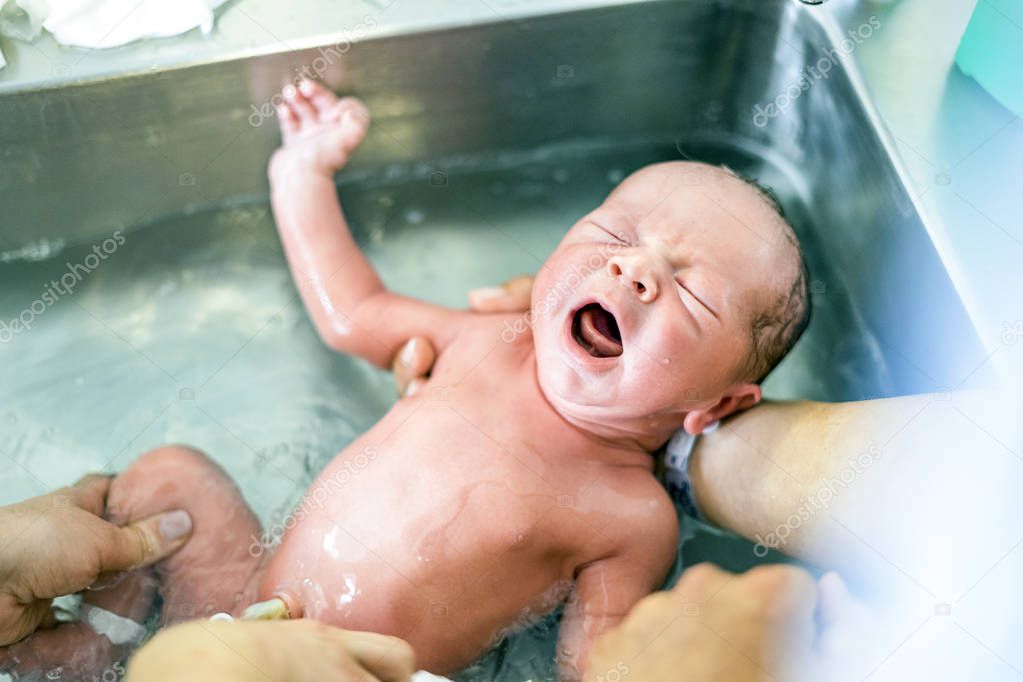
left=531, top=162, right=794, bottom=445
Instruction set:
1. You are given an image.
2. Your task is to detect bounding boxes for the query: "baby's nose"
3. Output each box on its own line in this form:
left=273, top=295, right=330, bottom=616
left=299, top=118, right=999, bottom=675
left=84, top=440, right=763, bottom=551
left=607, top=252, right=659, bottom=303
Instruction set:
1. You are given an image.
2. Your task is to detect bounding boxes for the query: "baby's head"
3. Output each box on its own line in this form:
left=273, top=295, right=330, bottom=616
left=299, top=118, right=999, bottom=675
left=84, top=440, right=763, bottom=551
left=531, top=161, right=809, bottom=448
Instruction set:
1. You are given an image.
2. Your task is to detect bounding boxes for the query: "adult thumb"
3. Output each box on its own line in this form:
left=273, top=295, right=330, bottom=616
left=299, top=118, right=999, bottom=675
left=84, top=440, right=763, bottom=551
left=100, top=509, right=193, bottom=573
left=468, top=275, right=533, bottom=313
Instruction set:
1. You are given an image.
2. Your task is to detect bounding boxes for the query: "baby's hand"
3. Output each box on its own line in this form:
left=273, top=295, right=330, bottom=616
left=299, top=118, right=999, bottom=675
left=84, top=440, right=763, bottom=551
left=270, top=80, right=370, bottom=179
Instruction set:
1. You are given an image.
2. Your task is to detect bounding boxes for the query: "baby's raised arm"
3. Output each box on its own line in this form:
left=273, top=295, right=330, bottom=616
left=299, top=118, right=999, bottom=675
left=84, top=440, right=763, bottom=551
left=269, top=81, right=467, bottom=367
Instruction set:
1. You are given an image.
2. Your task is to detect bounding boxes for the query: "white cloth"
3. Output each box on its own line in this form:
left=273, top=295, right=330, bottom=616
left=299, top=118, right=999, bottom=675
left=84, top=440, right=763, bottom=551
left=664, top=422, right=718, bottom=518
left=79, top=603, right=148, bottom=646
left=0, top=0, right=226, bottom=67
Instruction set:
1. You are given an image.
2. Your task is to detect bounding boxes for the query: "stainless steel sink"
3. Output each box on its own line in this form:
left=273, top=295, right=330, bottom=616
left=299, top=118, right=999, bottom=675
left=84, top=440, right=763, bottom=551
left=0, top=0, right=986, bottom=679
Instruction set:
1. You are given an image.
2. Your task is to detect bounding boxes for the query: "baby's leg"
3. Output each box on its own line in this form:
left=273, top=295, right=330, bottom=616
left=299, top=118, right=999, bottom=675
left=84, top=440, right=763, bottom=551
left=101, top=444, right=266, bottom=622
left=0, top=445, right=265, bottom=679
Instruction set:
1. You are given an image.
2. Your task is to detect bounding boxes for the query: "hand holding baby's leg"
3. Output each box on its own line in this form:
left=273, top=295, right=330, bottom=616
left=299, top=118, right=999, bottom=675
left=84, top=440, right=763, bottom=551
left=100, top=445, right=265, bottom=624
left=270, top=80, right=370, bottom=178
left=1, top=445, right=265, bottom=680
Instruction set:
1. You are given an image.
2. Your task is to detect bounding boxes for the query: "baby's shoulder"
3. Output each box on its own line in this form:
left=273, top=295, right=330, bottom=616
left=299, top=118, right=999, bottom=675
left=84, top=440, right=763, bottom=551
left=596, top=466, right=679, bottom=554
left=437, top=313, right=533, bottom=367
left=450, top=311, right=532, bottom=346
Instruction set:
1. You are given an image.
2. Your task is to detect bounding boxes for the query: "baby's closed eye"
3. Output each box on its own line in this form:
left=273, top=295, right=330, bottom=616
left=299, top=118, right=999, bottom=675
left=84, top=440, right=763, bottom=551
left=675, top=278, right=718, bottom=318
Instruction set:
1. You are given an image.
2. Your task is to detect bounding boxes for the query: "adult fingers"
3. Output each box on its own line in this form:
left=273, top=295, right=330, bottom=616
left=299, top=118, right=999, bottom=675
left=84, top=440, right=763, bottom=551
left=741, top=564, right=819, bottom=667
left=336, top=629, right=415, bottom=682
left=392, top=337, right=435, bottom=398
left=0, top=598, right=51, bottom=647
left=669, top=562, right=736, bottom=603
left=744, top=564, right=818, bottom=627
left=772, top=567, right=818, bottom=626
left=98, top=510, right=193, bottom=573
left=64, top=474, right=112, bottom=516
left=467, top=275, right=533, bottom=313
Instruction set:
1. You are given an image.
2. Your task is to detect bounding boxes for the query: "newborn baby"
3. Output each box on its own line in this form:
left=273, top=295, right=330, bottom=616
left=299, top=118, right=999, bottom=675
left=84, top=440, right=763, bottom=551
left=1, top=81, right=809, bottom=680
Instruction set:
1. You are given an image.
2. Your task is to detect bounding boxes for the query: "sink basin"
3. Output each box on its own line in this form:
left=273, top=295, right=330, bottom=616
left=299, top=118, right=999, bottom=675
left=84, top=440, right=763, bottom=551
left=0, top=1, right=985, bottom=679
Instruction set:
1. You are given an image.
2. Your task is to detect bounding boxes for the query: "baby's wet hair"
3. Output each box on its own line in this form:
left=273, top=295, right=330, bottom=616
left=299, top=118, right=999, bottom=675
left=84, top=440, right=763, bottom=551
left=722, top=167, right=812, bottom=384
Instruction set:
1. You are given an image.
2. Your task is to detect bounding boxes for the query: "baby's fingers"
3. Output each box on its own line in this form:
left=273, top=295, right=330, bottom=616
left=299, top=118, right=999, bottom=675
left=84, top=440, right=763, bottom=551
left=277, top=103, right=299, bottom=139
left=331, top=97, right=371, bottom=126
left=298, top=79, right=339, bottom=113
left=285, top=84, right=317, bottom=124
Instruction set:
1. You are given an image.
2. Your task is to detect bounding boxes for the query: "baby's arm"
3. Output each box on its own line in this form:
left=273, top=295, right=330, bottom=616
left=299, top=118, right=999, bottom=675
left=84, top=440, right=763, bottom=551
left=557, top=507, right=679, bottom=680
left=270, top=81, right=468, bottom=367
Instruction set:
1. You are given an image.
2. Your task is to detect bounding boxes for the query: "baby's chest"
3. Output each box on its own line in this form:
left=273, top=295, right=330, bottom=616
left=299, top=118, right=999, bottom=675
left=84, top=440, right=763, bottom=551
left=372, top=388, right=577, bottom=525
left=381, top=390, right=559, bottom=491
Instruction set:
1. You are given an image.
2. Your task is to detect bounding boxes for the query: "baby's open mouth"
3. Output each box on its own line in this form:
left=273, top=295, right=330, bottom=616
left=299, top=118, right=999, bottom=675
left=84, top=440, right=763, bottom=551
left=572, top=303, right=623, bottom=358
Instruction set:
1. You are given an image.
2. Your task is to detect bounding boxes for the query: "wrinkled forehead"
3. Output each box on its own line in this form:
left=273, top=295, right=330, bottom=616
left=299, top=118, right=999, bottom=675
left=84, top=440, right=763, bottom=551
left=561, top=162, right=798, bottom=313
left=609, top=163, right=773, bottom=229
left=608, top=164, right=791, bottom=267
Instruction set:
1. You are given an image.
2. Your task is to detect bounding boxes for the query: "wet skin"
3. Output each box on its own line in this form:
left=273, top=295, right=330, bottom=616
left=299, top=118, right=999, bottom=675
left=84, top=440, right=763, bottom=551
left=258, top=82, right=794, bottom=676
left=1, top=81, right=798, bottom=680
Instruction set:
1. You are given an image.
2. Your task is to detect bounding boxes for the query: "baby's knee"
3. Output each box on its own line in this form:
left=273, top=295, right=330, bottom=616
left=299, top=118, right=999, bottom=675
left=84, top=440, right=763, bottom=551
left=133, top=444, right=218, bottom=475
left=126, top=444, right=227, bottom=488
left=108, top=445, right=227, bottom=521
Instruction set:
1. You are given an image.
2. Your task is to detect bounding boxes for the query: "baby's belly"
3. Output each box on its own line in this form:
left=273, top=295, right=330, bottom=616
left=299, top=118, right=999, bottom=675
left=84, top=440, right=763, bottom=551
left=255, top=404, right=574, bottom=672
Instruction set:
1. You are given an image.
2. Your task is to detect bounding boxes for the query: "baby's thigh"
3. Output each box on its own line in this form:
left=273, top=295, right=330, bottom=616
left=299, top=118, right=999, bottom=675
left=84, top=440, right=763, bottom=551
left=108, top=445, right=264, bottom=621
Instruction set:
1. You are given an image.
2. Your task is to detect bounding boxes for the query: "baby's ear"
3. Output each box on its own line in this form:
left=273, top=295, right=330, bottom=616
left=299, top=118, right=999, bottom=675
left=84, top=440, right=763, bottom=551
left=682, top=383, right=762, bottom=436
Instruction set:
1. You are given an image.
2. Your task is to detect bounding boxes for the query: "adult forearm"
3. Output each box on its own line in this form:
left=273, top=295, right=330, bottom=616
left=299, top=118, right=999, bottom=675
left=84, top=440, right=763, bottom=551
left=689, top=396, right=933, bottom=568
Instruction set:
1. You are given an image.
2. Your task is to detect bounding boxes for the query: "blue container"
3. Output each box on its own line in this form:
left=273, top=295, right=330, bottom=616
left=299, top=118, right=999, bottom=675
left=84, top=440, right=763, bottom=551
left=955, top=0, right=1023, bottom=113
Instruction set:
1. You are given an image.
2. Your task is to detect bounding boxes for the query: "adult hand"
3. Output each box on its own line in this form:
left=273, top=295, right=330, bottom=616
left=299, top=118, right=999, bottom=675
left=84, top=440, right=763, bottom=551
left=126, top=619, right=415, bottom=682
left=465, top=274, right=534, bottom=313
left=0, top=474, right=192, bottom=646
left=391, top=275, right=534, bottom=396
left=586, top=563, right=849, bottom=682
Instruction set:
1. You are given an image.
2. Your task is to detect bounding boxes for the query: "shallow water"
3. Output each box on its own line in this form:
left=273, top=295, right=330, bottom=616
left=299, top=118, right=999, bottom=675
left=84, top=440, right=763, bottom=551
left=0, top=137, right=886, bottom=680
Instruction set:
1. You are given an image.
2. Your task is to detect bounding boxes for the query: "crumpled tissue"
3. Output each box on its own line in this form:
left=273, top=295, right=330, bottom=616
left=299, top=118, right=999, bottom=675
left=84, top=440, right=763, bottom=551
left=0, top=0, right=227, bottom=69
